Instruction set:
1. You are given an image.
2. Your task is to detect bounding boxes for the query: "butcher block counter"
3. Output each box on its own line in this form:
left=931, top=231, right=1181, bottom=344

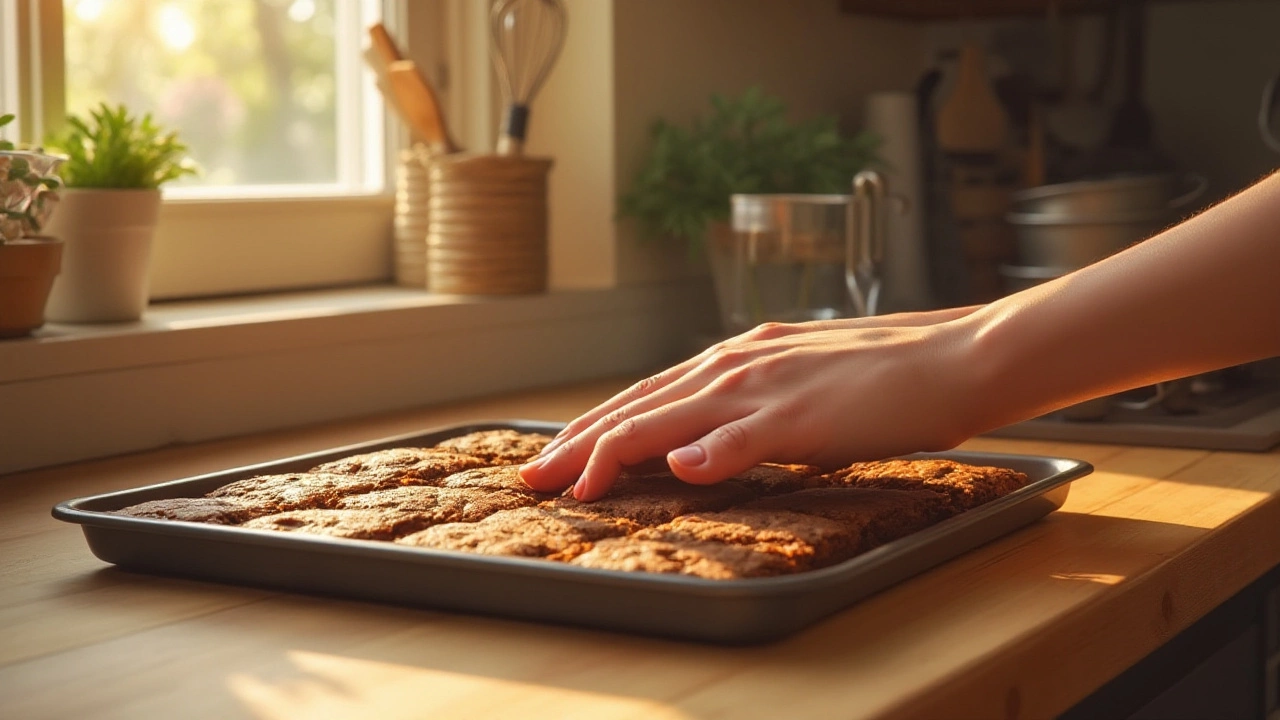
left=3, top=376, right=1279, bottom=720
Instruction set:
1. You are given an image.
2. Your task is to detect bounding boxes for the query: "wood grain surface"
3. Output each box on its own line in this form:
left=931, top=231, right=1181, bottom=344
left=2, top=376, right=1278, bottom=720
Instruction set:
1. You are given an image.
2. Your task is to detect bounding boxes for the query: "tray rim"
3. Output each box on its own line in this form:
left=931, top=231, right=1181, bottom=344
left=52, top=418, right=1095, bottom=597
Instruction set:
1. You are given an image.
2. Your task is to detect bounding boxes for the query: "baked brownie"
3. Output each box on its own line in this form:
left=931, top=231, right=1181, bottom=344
left=815, top=459, right=1029, bottom=511
left=433, top=429, right=552, bottom=465
left=206, top=472, right=384, bottom=515
left=337, top=485, right=535, bottom=522
left=114, top=496, right=253, bottom=525
left=570, top=537, right=793, bottom=580
left=745, top=487, right=952, bottom=550
left=635, top=508, right=860, bottom=572
left=437, top=465, right=553, bottom=501
left=241, top=508, right=432, bottom=541
left=396, top=506, right=635, bottom=561
left=542, top=475, right=756, bottom=527
left=311, top=448, right=487, bottom=485
left=730, top=463, right=826, bottom=495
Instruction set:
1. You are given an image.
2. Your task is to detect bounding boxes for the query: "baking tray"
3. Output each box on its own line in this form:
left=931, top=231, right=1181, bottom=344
left=53, top=420, right=1093, bottom=645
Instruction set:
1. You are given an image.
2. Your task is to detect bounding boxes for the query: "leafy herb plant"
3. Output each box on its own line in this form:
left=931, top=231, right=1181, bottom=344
left=618, top=87, right=880, bottom=255
left=45, top=103, right=198, bottom=189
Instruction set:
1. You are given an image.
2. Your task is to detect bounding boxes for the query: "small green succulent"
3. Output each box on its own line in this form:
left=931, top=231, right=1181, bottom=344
left=45, top=103, right=198, bottom=189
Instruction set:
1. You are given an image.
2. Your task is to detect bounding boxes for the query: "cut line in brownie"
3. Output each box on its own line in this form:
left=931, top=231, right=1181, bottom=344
left=432, top=429, right=553, bottom=465
left=812, top=459, right=1029, bottom=511
left=311, top=448, right=488, bottom=486
left=744, top=488, right=953, bottom=551
left=635, top=508, right=861, bottom=572
left=541, top=475, right=756, bottom=527
left=205, top=472, right=386, bottom=516
left=570, top=537, right=794, bottom=580
left=240, top=508, right=435, bottom=541
left=113, top=497, right=254, bottom=525
left=730, top=463, right=827, bottom=495
left=396, top=506, right=636, bottom=561
left=337, top=485, right=535, bottom=523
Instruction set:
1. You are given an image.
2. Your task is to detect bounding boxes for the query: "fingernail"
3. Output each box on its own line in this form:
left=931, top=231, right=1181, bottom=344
left=572, top=476, right=588, bottom=500
left=669, top=445, right=707, bottom=468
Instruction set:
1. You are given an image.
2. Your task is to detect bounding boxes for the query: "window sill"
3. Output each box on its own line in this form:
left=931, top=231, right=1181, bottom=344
left=0, top=281, right=716, bottom=475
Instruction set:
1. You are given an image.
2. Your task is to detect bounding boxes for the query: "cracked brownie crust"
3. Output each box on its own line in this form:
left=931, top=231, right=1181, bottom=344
left=112, top=428, right=1033, bottom=580
left=397, top=506, right=635, bottom=561
left=311, top=448, right=488, bottom=485
left=813, top=459, right=1029, bottom=511
left=432, top=429, right=553, bottom=465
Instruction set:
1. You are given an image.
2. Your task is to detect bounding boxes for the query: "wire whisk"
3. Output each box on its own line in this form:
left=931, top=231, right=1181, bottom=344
left=490, top=0, right=567, bottom=156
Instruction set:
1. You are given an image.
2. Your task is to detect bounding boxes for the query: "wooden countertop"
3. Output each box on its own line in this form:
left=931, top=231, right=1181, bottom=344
left=4, top=377, right=1279, bottom=720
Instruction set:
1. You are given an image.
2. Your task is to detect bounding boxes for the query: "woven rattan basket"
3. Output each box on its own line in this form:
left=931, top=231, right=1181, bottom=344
left=426, top=153, right=552, bottom=295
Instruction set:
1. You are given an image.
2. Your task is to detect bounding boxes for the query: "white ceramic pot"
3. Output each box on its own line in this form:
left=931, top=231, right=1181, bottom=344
left=43, top=188, right=161, bottom=323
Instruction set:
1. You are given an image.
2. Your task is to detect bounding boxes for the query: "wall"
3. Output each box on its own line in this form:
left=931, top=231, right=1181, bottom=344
left=610, top=0, right=925, bottom=286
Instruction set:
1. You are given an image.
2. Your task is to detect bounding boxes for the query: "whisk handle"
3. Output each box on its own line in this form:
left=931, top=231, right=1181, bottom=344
left=497, top=104, right=531, bottom=156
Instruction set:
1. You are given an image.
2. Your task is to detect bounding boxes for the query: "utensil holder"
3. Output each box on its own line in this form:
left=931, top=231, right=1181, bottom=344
left=393, top=147, right=431, bottom=288
left=425, top=153, right=552, bottom=295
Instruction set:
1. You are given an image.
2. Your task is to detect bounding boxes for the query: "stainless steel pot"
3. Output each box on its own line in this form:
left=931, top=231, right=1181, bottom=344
left=1010, top=173, right=1206, bottom=217
left=1006, top=209, right=1168, bottom=269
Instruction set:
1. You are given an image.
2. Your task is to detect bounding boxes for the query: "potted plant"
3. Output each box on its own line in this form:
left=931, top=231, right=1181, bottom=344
left=42, top=103, right=197, bottom=323
left=0, top=113, right=67, bottom=338
left=618, top=87, right=880, bottom=332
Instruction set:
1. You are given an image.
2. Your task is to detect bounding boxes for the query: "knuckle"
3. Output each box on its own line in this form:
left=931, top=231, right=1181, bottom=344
left=612, top=417, right=640, bottom=440
left=630, top=373, right=662, bottom=397
left=749, top=321, right=788, bottom=340
left=712, top=422, right=751, bottom=453
left=600, top=406, right=630, bottom=429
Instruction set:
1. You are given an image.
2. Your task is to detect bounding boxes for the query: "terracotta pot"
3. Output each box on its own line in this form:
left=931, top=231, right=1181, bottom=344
left=43, top=188, right=161, bottom=323
left=0, top=237, right=64, bottom=338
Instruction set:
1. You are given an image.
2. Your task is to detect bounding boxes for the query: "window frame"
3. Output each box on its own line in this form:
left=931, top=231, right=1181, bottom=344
left=4, top=0, right=450, bottom=300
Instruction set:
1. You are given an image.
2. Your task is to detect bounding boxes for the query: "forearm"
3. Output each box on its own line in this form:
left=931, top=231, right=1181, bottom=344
left=961, top=171, right=1280, bottom=433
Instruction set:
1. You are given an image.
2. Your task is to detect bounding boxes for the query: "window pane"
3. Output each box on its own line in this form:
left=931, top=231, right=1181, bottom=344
left=62, top=0, right=382, bottom=191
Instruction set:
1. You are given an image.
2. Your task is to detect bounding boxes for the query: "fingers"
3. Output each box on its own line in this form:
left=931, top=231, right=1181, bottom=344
left=664, top=412, right=782, bottom=485
left=532, top=323, right=807, bottom=460
left=574, top=399, right=785, bottom=501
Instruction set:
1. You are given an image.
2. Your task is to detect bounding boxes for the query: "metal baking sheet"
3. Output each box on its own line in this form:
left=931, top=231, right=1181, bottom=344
left=53, top=420, right=1092, bottom=645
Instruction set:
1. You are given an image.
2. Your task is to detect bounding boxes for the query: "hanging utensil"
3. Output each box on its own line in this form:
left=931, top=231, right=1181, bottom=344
left=489, top=0, right=568, bottom=156
left=365, top=23, right=460, bottom=155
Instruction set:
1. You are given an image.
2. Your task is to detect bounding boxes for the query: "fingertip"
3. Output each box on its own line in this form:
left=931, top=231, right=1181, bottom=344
left=518, top=460, right=572, bottom=493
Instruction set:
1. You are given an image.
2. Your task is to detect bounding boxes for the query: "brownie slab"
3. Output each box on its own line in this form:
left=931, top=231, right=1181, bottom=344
left=114, top=497, right=253, bottom=525
left=396, top=506, right=635, bottom=561
left=745, top=488, right=953, bottom=550
left=206, top=472, right=385, bottom=516
left=240, top=508, right=433, bottom=541
left=542, top=475, right=756, bottom=527
left=337, top=485, right=534, bottom=523
left=730, top=463, right=826, bottom=495
left=311, top=448, right=487, bottom=485
left=437, top=465, right=547, bottom=498
left=570, top=537, right=794, bottom=580
left=636, top=508, right=860, bottom=572
left=433, top=429, right=552, bottom=465
left=814, top=459, right=1029, bottom=511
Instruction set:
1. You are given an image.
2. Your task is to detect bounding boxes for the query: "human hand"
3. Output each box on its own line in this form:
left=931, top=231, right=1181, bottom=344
left=518, top=306, right=986, bottom=501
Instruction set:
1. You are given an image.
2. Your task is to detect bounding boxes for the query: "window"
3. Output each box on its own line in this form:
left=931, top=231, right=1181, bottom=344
left=63, top=0, right=384, bottom=197
left=1, top=0, right=454, bottom=299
